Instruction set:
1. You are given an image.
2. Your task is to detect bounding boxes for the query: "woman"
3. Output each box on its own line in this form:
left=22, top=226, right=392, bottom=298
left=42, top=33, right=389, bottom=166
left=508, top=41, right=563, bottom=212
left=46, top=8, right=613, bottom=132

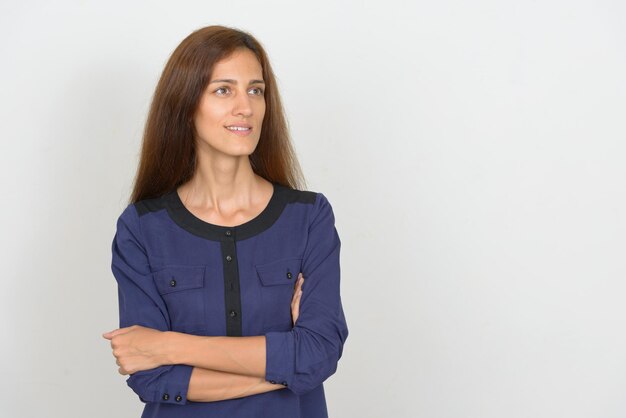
left=102, top=25, right=349, bottom=418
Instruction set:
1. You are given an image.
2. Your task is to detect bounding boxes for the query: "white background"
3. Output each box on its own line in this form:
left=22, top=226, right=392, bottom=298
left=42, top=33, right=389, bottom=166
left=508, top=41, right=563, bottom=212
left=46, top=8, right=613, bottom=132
left=1, top=1, right=625, bottom=417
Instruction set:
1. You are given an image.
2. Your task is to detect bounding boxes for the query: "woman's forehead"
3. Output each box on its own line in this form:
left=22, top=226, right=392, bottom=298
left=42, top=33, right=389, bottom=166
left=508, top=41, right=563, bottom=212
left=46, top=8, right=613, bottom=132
left=211, top=49, right=263, bottom=78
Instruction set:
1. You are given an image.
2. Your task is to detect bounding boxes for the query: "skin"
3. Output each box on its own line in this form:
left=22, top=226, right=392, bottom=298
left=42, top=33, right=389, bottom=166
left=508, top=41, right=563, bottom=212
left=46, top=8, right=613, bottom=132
left=103, top=48, right=306, bottom=402
left=178, top=46, right=271, bottom=223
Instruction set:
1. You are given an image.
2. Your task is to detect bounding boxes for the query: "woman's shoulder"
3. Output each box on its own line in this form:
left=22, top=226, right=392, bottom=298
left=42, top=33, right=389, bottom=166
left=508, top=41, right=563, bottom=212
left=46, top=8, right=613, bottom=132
left=114, top=193, right=170, bottom=237
left=278, top=183, right=334, bottom=208
left=278, top=185, right=336, bottom=226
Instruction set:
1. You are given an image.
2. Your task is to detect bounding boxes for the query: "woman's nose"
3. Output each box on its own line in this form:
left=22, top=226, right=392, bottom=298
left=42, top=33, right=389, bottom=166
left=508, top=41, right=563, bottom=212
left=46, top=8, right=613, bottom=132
left=232, top=92, right=253, bottom=117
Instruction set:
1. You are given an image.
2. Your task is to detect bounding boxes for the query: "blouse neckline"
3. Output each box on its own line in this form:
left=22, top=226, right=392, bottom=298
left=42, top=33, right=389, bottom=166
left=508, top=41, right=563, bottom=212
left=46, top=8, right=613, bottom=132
left=163, top=181, right=289, bottom=241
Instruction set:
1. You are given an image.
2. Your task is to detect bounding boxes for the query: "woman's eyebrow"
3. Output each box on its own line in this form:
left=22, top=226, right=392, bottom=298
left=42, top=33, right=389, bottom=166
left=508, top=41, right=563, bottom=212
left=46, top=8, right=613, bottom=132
left=209, top=79, right=265, bottom=85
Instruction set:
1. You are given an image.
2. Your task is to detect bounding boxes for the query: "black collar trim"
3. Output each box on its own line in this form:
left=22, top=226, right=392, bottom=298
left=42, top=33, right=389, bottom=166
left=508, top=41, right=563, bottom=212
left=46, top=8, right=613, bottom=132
left=162, top=182, right=290, bottom=241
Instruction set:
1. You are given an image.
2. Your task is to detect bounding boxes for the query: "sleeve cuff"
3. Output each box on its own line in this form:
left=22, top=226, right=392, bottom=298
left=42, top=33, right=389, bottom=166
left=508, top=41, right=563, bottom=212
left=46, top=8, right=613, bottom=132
left=155, top=364, right=194, bottom=405
left=265, top=331, right=295, bottom=388
left=128, top=364, right=194, bottom=405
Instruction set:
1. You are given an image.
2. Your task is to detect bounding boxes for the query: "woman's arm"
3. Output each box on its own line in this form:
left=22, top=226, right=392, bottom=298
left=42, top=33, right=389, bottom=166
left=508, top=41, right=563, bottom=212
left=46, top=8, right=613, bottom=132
left=187, top=366, right=284, bottom=402
left=105, top=328, right=268, bottom=378
left=104, top=284, right=301, bottom=402
left=166, top=333, right=267, bottom=378
left=105, top=274, right=304, bottom=380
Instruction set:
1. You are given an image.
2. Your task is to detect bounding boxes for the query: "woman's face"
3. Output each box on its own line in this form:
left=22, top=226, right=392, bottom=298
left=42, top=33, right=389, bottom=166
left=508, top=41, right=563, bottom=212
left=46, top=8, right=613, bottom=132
left=193, top=48, right=266, bottom=157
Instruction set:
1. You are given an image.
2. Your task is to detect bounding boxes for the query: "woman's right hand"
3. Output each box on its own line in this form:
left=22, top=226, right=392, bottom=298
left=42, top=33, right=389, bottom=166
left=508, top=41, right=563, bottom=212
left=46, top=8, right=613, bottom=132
left=291, top=273, right=304, bottom=326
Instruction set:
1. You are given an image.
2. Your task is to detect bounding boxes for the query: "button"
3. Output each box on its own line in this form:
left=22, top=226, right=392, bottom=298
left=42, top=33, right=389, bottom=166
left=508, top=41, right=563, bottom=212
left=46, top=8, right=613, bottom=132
left=269, top=380, right=276, bottom=384
left=281, top=381, right=288, bottom=386
left=162, top=393, right=169, bottom=400
left=229, top=310, right=237, bottom=318
left=175, top=395, right=182, bottom=402
left=169, top=279, right=176, bottom=287
left=286, top=272, right=293, bottom=279
left=225, top=230, right=232, bottom=236
left=226, top=255, right=232, bottom=262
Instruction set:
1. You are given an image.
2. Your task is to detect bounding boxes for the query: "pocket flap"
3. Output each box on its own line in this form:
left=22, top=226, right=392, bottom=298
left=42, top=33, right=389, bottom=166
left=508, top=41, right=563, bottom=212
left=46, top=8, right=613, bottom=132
left=153, top=265, right=205, bottom=295
left=255, top=257, right=302, bottom=286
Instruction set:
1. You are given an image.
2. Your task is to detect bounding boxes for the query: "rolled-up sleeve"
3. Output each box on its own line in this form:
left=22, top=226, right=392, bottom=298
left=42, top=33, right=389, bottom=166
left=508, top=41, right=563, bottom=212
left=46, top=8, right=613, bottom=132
left=111, top=204, right=194, bottom=405
left=265, top=193, right=349, bottom=396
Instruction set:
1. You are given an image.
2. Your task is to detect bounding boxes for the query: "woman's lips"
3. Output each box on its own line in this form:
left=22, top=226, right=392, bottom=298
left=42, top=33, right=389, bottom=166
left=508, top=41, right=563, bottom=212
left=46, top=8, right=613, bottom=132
left=225, top=126, right=253, bottom=136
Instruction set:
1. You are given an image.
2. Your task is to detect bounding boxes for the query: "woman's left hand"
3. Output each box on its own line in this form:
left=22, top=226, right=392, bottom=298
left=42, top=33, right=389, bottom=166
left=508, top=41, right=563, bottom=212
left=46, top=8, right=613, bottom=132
left=102, top=325, right=168, bottom=375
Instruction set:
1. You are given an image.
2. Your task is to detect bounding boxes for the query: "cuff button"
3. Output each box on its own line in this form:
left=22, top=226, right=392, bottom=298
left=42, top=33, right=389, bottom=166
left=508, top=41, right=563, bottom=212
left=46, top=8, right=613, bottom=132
left=175, top=395, right=182, bottom=402
left=281, top=381, right=288, bottom=386
left=162, top=393, right=169, bottom=401
left=269, top=380, right=276, bottom=384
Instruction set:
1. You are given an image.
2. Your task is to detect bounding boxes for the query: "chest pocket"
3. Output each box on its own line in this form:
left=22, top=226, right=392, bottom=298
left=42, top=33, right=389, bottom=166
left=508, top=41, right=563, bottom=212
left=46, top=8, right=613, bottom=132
left=153, top=265, right=207, bottom=333
left=255, top=257, right=302, bottom=331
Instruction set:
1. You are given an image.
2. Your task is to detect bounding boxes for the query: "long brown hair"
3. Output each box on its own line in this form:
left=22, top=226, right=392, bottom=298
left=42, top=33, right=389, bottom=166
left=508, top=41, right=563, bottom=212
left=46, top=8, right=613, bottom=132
left=129, top=25, right=306, bottom=204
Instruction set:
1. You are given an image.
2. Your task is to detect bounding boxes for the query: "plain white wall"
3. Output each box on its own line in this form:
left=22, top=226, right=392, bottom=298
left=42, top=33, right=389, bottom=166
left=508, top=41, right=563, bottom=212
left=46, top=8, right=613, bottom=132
left=1, top=0, right=625, bottom=417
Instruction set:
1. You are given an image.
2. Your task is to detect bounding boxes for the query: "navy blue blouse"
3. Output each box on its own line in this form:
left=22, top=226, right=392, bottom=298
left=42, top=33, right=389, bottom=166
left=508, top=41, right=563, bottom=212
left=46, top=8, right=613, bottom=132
left=110, top=182, right=349, bottom=418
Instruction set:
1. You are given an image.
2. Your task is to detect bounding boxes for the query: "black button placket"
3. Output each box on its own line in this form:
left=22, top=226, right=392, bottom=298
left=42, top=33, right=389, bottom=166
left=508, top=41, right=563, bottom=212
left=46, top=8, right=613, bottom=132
left=221, top=228, right=243, bottom=336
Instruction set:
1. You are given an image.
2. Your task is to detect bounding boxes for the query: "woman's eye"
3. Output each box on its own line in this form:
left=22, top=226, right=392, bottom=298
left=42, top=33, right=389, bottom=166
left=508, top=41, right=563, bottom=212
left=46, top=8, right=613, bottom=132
left=214, top=86, right=263, bottom=96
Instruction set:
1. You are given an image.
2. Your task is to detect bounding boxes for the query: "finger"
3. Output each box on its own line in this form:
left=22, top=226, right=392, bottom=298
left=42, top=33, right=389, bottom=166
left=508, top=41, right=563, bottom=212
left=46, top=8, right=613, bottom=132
left=294, top=277, right=303, bottom=295
left=102, top=330, right=117, bottom=339
left=113, top=326, right=135, bottom=335
left=293, top=278, right=303, bottom=295
left=291, top=286, right=301, bottom=308
left=295, top=272, right=303, bottom=284
left=293, top=291, right=302, bottom=318
left=292, top=295, right=299, bottom=315
left=291, top=288, right=299, bottom=307
left=103, top=328, right=128, bottom=339
left=294, top=289, right=302, bottom=309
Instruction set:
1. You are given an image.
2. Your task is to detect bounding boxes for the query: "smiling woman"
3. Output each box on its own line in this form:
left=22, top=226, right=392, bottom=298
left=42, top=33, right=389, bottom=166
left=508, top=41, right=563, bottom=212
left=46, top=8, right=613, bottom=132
left=103, top=25, right=349, bottom=418
left=194, top=49, right=266, bottom=156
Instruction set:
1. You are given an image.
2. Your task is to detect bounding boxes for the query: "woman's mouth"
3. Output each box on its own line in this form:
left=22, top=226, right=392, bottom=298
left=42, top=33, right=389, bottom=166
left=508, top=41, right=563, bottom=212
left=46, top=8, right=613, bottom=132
left=225, top=126, right=253, bottom=136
